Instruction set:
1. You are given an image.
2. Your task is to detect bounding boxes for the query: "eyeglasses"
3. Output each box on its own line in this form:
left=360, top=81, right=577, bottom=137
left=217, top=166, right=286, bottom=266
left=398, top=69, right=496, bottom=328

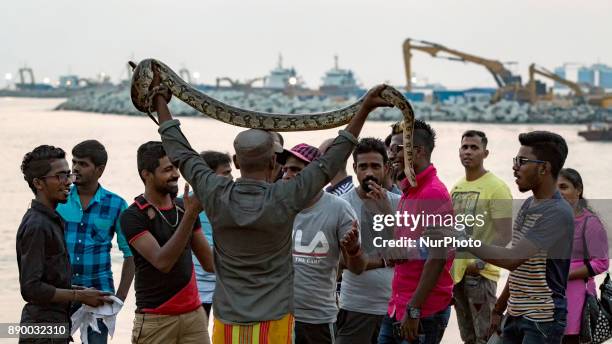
left=513, top=157, right=546, bottom=168
left=39, top=172, right=76, bottom=184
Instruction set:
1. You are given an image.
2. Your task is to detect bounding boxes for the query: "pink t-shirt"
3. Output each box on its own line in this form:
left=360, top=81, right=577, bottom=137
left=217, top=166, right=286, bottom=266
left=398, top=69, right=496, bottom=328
left=387, top=164, right=455, bottom=319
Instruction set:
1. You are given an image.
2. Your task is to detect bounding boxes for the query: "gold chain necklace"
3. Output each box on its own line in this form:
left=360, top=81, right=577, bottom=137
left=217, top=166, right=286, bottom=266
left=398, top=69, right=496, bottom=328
left=143, top=196, right=179, bottom=228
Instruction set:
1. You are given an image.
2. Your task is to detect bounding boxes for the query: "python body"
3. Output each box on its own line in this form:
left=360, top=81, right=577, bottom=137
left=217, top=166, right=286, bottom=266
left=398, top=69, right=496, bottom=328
left=130, top=58, right=417, bottom=186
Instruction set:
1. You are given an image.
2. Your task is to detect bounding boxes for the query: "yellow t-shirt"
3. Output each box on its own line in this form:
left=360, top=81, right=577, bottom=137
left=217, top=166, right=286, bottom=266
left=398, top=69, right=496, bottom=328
left=450, top=172, right=512, bottom=283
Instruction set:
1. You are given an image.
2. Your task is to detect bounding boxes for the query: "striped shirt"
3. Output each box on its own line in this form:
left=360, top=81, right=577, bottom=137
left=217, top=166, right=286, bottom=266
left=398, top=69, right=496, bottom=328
left=57, top=185, right=132, bottom=293
left=507, top=192, right=574, bottom=322
left=325, top=176, right=354, bottom=197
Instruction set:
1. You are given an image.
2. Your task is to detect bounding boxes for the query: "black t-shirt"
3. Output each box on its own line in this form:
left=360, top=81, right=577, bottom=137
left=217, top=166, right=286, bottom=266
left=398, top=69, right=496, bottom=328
left=120, top=195, right=202, bottom=314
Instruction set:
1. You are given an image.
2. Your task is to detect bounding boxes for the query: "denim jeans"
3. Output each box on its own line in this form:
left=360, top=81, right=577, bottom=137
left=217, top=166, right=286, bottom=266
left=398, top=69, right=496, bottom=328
left=86, top=319, right=108, bottom=344
left=501, top=311, right=566, bottom=344
left=378, top=306, right=451, bottom=344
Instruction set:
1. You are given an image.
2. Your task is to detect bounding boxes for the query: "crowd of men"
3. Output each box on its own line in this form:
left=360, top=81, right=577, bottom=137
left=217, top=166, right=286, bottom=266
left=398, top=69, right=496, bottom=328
left=16, top=82, right=598, bottom=344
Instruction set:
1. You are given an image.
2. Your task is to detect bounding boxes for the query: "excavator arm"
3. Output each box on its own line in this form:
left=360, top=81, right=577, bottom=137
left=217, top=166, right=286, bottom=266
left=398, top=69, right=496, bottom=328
left=403, top=38, right=517, bottom=91
left=528, top=63, right=585, bottom=104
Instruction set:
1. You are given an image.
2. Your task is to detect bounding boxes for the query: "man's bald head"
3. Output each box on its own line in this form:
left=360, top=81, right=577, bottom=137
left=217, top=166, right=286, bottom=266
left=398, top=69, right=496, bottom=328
left=233, top=129, right=277, bottom=173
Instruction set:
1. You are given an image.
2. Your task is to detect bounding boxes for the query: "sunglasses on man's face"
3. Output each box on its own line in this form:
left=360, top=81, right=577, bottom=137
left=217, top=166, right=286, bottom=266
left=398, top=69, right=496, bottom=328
left=39, top=172, right=76, bottom=184
left=513, top=156, right=546, bottom=168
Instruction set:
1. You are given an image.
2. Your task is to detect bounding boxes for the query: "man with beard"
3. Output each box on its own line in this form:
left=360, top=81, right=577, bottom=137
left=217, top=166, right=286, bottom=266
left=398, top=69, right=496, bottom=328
left=56, top=140, right=135, bottom=344
left=119, top=141, right=214, bottom=344
left=336, top=137, right=401, bottom=344
left=18, top=145, right=111, bottom=344
left=449, top=131, right=512, bottom=344
left=430, top=131, right=574, bottom=344
left=281, top=143, right=366, bottom=344
left=381, top=120, right=454, bottom=344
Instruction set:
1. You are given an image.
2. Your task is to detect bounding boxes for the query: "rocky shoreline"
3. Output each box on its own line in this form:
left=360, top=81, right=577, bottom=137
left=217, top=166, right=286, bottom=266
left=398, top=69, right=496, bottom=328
left=55, top=85, right=612, bottom=124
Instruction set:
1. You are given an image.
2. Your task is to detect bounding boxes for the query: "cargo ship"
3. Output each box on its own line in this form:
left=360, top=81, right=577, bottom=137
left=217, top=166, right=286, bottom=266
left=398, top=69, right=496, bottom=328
left=319, top=55, right=363, bottom=97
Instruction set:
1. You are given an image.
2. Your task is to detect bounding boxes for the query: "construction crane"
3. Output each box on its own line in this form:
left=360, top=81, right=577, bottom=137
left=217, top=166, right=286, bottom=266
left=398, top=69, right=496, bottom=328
left=526, top=64, right=612, bottom=107
left=402, top=38, right=521, bottom=92
left=215, top=76, right=266, bottom=90
left=18, top=67, right=35, bottom=85
left=527, top=64, right=586, bottom=104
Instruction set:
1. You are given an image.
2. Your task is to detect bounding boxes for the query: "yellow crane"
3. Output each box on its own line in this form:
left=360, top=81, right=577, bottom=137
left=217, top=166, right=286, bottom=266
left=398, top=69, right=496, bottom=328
left=527, top=64, right=585, bottom=104
left=526, top=64, right=612, bottom=107
left=402, top=38, right=521, bottom=92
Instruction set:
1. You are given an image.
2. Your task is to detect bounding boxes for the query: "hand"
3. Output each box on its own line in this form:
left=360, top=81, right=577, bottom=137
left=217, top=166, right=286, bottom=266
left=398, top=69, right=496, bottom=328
left=465, top=262, right=481, bottom=276
left=385, top=246, right=408, bottom=267
left=77, top=288, right=113, bottom=307
left=183, top=184, right=203, bottom=215
left=71, top=285, right=86, bottom=290
left=488, top=310, right=503, bottom=338
left=400, top=314, right=420, bottom=341
left=361, top=84, right=392, bottom=112
left=365, top=180, right=388, bottom=200
left=341, top=220, right=361, bottom=255
left=115, top=293, right=127, bottom=302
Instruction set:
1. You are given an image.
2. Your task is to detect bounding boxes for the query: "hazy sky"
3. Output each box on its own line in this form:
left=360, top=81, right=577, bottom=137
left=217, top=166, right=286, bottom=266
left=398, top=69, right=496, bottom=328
left=2, top=0, right=611, bottom=89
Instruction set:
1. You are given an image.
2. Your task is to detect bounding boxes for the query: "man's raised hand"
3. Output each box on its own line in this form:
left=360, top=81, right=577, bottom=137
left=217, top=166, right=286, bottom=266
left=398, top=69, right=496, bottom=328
left=183, top=184, right=203, bottom=216
left=341, top=220, right=361, bottom=256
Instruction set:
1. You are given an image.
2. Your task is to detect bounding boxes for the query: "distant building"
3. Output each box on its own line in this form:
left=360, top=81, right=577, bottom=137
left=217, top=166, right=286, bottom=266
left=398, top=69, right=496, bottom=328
left=594, top=64, right=612, bottom=89
left=578, top=67, right=595, bottom=86
left=554, top=63, right=612, bottom=90
left=554, top=67, right=567, bottom=89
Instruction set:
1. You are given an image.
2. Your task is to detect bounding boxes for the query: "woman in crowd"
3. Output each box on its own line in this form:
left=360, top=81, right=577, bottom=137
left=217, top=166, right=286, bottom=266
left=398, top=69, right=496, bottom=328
left=557, top=168, right=609, bottom=344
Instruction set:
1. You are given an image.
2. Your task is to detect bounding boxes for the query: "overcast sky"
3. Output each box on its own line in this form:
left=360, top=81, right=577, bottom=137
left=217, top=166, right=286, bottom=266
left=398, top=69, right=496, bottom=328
left=2, top=0, right=611, bottom=89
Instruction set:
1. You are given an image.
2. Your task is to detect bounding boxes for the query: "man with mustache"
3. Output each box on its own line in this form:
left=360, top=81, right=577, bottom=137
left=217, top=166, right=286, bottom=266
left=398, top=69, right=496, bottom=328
left=336, top=137, right=401, bottom=344
left=280, top=143, right=366, bottom=344
left=18, top=145, right=111, bottom=344
left=449, top=131, right=512, bottom=344
left=119, top=141, right=214, bottom=344
left=56, top=140, right=135, bottom=344
left=381, top=120, right=454, bottom=344
left=430, top=131, right=574, bottom=344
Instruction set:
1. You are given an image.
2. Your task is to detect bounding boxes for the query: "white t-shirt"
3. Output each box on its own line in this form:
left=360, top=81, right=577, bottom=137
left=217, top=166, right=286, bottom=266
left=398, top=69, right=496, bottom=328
left=292, top=192, right=357, bottom=324
left=339, top=188, right=401, bottom=315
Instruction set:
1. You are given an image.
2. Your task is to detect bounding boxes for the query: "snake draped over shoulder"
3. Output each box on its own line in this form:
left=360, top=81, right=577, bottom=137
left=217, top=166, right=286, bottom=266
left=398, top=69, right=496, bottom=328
left=130, top=58, right=417, bottom=186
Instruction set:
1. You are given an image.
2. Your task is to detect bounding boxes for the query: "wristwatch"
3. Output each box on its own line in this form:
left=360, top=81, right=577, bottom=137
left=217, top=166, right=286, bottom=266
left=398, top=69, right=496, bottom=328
left=407, top=306, right=421, bottom=319
left=475, top=260, right=486, bottom=270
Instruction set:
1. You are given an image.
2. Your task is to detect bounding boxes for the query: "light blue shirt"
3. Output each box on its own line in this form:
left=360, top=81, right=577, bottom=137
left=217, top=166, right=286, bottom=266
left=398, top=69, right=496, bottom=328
left=193, top=211, right=216, bottom=304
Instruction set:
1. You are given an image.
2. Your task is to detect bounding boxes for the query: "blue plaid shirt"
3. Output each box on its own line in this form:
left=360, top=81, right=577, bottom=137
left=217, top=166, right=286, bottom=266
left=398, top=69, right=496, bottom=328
left=57, top=185, right=132, bottom=293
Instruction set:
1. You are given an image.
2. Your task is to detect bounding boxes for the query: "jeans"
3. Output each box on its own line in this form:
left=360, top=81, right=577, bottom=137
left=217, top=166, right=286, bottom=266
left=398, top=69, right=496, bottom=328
left=501, top=312, right=566, bottom=344
left=378, top=306, right=451, bottom=344
left=86, top=319, right=108, bottom=344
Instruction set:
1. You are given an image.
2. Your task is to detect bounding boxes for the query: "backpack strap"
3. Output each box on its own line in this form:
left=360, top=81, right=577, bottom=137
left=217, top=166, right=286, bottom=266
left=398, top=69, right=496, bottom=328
left=582, top=216, right=596, bottom=280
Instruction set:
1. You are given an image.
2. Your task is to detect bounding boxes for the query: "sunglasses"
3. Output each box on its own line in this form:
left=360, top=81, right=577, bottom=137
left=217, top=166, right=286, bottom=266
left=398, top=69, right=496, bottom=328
left=513, top=157, right=546, bottom=168
left=39, top=172, right=76, bottom=184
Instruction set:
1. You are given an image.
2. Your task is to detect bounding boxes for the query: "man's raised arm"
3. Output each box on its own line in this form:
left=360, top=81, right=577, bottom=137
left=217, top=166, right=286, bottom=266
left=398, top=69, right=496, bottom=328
left=279, top=85, right=392, bottom=211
